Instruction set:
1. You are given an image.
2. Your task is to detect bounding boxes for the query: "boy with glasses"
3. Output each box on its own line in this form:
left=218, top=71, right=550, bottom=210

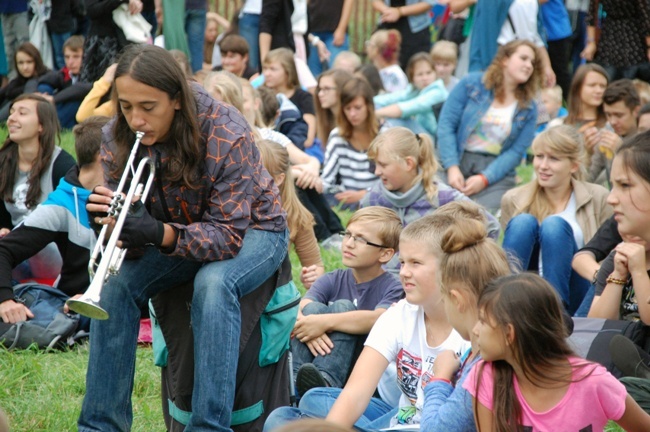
left=291, top=206, right=404, bottom=397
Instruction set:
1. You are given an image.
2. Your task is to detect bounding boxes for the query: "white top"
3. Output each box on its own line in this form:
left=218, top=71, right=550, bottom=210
left=291, top=0, right=308, bottom=35
left=259, top=127, right=291, bottom=147
left=497, top=0, right=545, bottom=47
left=539, top=192, right=584, bottom=276
left=366, top=300, right=470, bottom=426
left=556, top=192, right=584, bottom=248
left=242, top=0, right=262, bottom=14
left=379, top=64, right=409, bottom=93
left=465, top=101, right=518, bottom=155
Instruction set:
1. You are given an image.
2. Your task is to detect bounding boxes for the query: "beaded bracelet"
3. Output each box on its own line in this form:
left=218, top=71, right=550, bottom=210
left=606, top=275, right=627, bottom=286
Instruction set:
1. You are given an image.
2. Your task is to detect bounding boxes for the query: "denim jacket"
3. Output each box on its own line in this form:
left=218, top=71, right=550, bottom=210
left=377, top=0, right=436, bottom=33
left=437, top=72, right=537, bottom=185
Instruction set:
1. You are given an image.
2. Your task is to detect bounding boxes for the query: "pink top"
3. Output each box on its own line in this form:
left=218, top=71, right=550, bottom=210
left=463, top=357, right=627, bottom=431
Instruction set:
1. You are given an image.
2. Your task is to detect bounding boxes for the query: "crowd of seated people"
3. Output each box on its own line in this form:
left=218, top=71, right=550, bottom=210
left=4, top=1, right=650, bottom=431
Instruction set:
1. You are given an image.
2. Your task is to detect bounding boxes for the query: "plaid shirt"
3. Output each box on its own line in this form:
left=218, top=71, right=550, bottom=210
left=101, top=85, right=286, bottom=262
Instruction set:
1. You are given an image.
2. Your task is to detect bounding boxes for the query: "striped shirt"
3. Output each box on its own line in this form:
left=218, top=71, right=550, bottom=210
left=321, top=128, right=379, bottom=192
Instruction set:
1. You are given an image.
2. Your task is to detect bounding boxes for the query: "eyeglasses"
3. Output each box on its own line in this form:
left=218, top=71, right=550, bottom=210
left=340, top=231, right=387, bottom=248
left=317, top=86, right=337, bottom=93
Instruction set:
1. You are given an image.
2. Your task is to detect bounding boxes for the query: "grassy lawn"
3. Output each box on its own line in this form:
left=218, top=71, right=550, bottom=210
left=0, top=130, right=625, bottom=432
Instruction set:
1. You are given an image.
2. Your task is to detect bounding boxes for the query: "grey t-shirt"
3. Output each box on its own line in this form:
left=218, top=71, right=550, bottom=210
left=305, top=268, right=403, bottom=310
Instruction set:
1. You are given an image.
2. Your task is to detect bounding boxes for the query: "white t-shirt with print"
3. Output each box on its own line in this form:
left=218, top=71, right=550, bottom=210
left=365, top=300, right=470, bottom=426
left=465, top=102, right=518, bottom=155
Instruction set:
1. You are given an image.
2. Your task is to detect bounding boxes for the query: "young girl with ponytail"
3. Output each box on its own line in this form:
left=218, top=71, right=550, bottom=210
left=363, top=127, right=499, bottom=237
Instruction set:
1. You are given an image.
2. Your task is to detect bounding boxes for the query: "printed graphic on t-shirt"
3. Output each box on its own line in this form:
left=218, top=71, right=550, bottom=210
left=13, top=181, right=29, bottom=211
left=465, top=104, right=517, bottom=155
left=396, top=348, right=422, bottom=402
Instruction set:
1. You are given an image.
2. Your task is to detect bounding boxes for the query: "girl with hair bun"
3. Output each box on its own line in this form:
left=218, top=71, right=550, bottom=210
left=465, top=273, right=650, bottom=431
left=364, top=127, right=500, bottom=237
left=420, top=208, right=511, bottom=431
left=365, top=29, right=409, bottom=93
left=501, top=125, right=612, bottom=315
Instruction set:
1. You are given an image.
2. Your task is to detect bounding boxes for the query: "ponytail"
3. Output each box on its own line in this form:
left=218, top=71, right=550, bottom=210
left=414, top=133, right=439, bottom=202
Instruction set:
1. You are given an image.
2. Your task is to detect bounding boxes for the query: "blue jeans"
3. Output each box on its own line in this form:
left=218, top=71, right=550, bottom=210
left=37, top=83, right=80, bottom=129
left=502, top=214, right=590, bottom=315
left=263, top=387, right=396, bottom=432
left=291, top=300, right=359, bottom=389
left=185, top=9, right=206, bottom=73
left=307, top=31, right=350, bottom=76
left=238, top=12, right=260, bottom=71
left=50, top=31, right=72, bottom=70
left=78, top=228, right=288, bottom=432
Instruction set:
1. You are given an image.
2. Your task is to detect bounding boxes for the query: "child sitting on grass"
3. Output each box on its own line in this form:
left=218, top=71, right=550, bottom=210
left=290, top=206, right=404, bottom=396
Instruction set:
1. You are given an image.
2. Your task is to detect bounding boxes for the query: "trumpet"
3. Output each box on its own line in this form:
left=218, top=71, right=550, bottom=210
left=66, top=131, right=156, bottom=320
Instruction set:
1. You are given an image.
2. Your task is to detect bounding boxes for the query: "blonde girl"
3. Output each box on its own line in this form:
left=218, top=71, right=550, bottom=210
left=421, top=210, right=511, bottom=431
left=203, top=71, right=245, bottom=113
left=321, top=77, right=381, bottom=209
left=501, top=125, right=612, bottom=315
left=364, top=127, right=500, bottom=236
left=256, top=139, right=324, bottom=289
left=466, top=273, right=650, bottom=432
left=365, top=29, right=408, bottom=93
left=264, top=211, right=470, bottom=430
left=374, top=53, right=448, bottom=138
left=263, top=48, right=317, bottom=149
left=315, top=69, right=355, bottom=145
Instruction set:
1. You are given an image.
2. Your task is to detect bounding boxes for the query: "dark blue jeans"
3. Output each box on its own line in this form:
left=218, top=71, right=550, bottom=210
left=78, top=228, right=288, bottom=432
left=291, top=299, right=359, bottom=388
left=185, top=8, right=206, bottom=73
left=36, top=82, right=80, bottom=129
left=502, top=214, right=590, bottom=315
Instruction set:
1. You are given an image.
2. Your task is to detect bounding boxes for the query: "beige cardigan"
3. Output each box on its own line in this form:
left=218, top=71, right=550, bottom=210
left=500, top=178, right=613, bottom=244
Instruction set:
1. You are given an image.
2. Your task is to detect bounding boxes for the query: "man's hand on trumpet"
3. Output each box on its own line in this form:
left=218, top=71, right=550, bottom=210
left=87, top=185, right=164, bottom=248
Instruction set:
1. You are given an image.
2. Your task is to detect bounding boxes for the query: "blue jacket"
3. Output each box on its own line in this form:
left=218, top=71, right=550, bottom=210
left=469, top=0, right=546, bottom=72
left=373, top=79, right=448, bottom=137
left=437, top=72, right=537, bottom=185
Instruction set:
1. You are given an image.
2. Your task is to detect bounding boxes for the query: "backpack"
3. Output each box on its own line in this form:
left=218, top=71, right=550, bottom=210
left=0, top=283, right=84, bottom=350
left=569, top=317, right=648, bottom=378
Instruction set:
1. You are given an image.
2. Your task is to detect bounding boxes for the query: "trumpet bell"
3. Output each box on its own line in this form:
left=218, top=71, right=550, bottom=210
left=66, top=298, right=109, bottom=320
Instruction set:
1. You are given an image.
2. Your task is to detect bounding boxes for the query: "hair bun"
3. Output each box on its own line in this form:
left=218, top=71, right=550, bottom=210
left=441, top=218, right=487, bottom=254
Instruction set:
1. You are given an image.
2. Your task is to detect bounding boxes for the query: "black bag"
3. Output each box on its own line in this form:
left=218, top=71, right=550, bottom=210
left=0, top=283, right=83, bottom=350
left=438, top=17, right=467, bottom=45
left=569, top=317, right=647, bottom=378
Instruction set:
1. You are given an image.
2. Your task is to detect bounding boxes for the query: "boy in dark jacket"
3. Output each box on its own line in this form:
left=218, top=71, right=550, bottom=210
left=0, top=116, right=106, bottom=325
left=37, top=35, right=91, bottom=128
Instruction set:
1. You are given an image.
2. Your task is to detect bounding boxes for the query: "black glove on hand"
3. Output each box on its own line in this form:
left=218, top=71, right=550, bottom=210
left=119, top=201, right=165, bottom=248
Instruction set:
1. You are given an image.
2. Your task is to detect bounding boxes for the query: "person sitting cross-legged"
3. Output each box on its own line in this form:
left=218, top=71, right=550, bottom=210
left=290, top=206, right=404, bottom=397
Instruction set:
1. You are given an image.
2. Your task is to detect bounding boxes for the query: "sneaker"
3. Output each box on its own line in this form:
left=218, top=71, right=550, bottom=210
left=295, top=363, right=329, bottom=397
left=609, top=334, right=650, bottom=379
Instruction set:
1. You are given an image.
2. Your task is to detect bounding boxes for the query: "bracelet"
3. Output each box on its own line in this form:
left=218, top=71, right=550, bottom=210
left=592, top=267, right=600, bottom=285
left=429, top=377, right=452, bottom=385
left=586, top=37, right=595, bottom=43
left=311, top=35, right=321, bottom=47
left=606, top=275, right=627, bottom=286
left=478, top=174, right=489, bottom=187
left=397, top=7, right=402, bottom=18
